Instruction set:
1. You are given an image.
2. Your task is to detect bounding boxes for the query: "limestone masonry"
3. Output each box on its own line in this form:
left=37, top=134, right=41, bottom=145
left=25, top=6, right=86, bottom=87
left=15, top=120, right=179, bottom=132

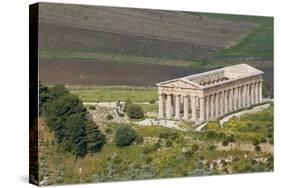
left=156, top=64, right=263, bottom=123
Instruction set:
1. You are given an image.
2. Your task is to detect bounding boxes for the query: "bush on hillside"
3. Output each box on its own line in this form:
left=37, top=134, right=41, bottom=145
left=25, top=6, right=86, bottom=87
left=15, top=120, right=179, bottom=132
left=149, top=99, right=156, bottom=104
left=126, top=104, right=144, bottom=119
left=114, top=126, right=137, bottom=147
left=106, top=114, right=114, bottom=120
left=89, top=105, right=96, bottom=110
left=124, top=98, right=133, bottom=112
left=159, top=132, right=179, bottom=140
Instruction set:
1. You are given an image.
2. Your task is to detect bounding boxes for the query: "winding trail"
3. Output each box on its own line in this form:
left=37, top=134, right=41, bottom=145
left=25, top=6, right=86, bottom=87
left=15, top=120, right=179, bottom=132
left=83, top=101, right=149, bottom=108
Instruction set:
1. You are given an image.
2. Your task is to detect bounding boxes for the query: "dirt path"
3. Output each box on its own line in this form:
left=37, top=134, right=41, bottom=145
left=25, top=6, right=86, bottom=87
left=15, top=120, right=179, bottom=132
left=84, top=101, right=149, bottom=108
left=195, top=122, right=208, bottom=131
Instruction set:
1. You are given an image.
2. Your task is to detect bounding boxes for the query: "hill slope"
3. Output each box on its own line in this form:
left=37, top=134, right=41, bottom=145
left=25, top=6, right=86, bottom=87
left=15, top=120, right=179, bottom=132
left=37, top=3, right=273, bottom=88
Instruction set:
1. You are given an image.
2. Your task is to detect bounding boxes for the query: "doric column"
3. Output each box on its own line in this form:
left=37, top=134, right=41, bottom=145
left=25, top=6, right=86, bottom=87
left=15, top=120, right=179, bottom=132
left=224, top=90, right=228, bottom=114
left=237, top=86, right=241, bottom=109
left=255, top=82, right=259, bottom=104
left=242, top=85, right=246, bottom=107
left=210, top=94, right=215, bottom=119
left=191, top=95, right=197, bottom=121
left=233, top=87, right=237, bottom=110
left=199, top=97, right=205, bottom=122
left=215, top=93, right=220, bottom=118
left=166, top=94, right=172, bottom=118
left=205, top=96, right=209, bottom=120
left=251, top=83, right=255, bottom=105
left=246, top=84, right=251, bottom=106
left=183, top=96, right=189, bottom=120
left=259, top=81, right=263, bottom=103
left=158, top=94, right=164, bottom=118
left=229, top=89, right=233, bottom=112
left=220, top=91, right=224, bottom=116
left=175, top=95, right=180, bottom=119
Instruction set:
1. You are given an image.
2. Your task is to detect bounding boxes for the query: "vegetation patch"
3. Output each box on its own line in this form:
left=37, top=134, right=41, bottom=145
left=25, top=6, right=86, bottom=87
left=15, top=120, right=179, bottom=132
left=69, top=86, right=157, bottom=103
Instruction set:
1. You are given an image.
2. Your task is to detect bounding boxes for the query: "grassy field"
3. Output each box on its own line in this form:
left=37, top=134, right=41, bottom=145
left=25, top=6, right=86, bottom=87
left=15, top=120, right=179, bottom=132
left=40, top=50, right=196, bottom=67
left=215, top=16, right=273, bottom=60
left=190, top=13, right=273, bottom=61
left=69, top=86, right=158, bottom=103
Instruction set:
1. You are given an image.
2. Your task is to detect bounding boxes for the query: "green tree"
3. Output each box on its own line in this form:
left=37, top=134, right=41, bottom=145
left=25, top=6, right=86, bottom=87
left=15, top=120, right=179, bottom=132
left=126, top=104, right=144, bottom=119
left=114, top=126, right=137, bottom=146
left=255, top=145, right=261, bottom=153
left=42, top=84, right=105, bottom=158
left=86, top=121, right=106, bottom=153
left=191, top=144, right=199, bottom=152
left=124, top=98, right=133, bottom=112
left=48, top=84, right=69, bottom=99
left=39, top=81, right=50, bottom=115
left=64, top=113, right=88, bottom=157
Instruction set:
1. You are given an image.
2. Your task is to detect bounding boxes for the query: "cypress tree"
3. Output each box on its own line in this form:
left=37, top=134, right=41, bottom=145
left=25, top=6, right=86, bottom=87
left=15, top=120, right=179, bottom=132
left=86, top=121, right=105, bottom=153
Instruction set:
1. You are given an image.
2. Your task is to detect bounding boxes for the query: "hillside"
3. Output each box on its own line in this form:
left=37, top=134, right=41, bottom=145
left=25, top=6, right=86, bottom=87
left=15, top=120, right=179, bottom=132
left=37, top=3, right=273, bottom=87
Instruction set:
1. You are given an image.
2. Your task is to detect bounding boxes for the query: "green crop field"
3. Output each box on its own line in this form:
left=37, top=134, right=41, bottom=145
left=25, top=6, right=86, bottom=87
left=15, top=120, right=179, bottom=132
left=69, top=86, right=158, bottom=103
left=214, top=15, right=273, bottom=60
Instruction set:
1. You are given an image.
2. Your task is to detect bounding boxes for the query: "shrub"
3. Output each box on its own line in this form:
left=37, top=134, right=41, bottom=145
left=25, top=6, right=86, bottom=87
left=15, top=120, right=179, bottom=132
left=114, top=126, right=137, bottom=147
left=143, top=142, right=160, bottom=154
left=206, top=131, right=218, bottom=139
left=126, top=104, right=144, bottom=119
left=124, top=98, right=133, bottom=112
left=218, top=132, right=226, bottom=139
left=191, top=144, right=199, bottom=152
left=252, top=139, right=260, bottom=146
left=255, top=145, right=261, bottom=152
left=106, top=114, right=114, bottom=120
left=225, top=134, right=235, bottom=143
left=118, top=113, right=125, bottom=117
left=153, top=142, right=161, bottom=150
left=208, top=145, right=216, bottom=151
left=233, top=156, right=240, bottom=162
left=143, top=146, right=154, bottom=154
left=184, top=150, right=194, bottom=159
left=159, top=132, right=179, bottom=140
left=89, top=105, right=96, bottom=110
left=135, top=136, right=144, bottom=144
left=165, top=140, right=173, bottom=147
left=221, top=159, right=227, bottom=166
left=149, top=99, right=156, bottom=104
left=199, top=155, right=205, bottom=160
left=222, top=140, right=229, bottom=146
left=260, top=137, right=267, bottom=143
left=105, top=128, right=113, bottom=134
left=267, top=133, right=273, bottom=138
left=146, top=157, right=153, bottom=164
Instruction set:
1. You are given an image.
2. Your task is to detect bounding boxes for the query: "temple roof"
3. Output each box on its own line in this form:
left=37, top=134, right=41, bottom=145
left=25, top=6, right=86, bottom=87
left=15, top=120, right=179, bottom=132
left=156, top=64, right=263, bottom=89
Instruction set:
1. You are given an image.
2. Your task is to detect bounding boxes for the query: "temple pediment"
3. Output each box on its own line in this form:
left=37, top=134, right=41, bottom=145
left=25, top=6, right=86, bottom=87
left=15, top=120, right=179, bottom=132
left=157, top=79, right=202, bottom=89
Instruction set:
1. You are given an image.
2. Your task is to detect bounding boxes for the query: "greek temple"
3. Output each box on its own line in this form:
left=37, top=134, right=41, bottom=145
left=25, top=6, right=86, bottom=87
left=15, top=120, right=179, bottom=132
left=156, top=64, right=263, bottom=123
